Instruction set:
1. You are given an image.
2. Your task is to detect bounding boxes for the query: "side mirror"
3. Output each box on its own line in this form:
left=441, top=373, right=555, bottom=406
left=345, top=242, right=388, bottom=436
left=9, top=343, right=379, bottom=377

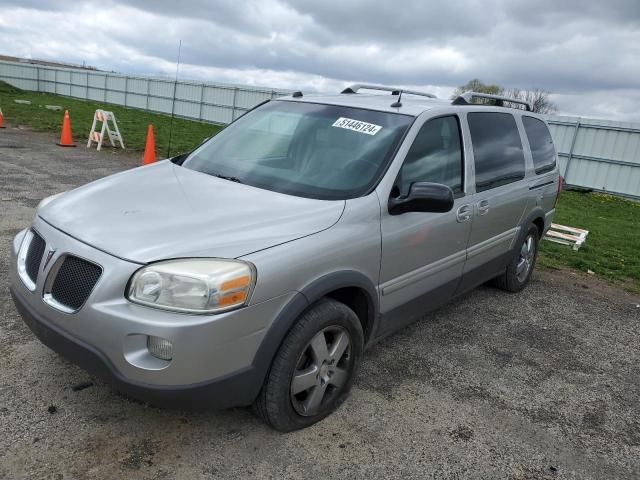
left=388, top=182, right=454, bottom=215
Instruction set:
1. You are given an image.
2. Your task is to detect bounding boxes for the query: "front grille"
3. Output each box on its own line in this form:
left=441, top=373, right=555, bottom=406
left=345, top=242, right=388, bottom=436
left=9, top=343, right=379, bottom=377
left=50, top=256, right=102, bottom=311
left=25, top=231, right=46, bottom=284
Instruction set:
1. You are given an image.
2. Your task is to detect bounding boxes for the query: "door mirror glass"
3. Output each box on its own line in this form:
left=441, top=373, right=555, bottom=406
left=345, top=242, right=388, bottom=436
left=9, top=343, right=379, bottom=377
left=388, top=182, right=454, bottom=215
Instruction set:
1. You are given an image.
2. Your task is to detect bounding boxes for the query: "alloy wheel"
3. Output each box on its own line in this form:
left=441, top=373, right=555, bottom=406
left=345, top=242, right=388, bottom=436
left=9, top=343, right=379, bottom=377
left=516, top=234, right=536, bottom=283
left=290, top=326, right=352, bottom=416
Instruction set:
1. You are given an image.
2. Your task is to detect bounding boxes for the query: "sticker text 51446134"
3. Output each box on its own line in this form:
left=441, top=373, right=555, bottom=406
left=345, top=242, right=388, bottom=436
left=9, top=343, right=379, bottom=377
left=332, top=117, right=382, bottom=135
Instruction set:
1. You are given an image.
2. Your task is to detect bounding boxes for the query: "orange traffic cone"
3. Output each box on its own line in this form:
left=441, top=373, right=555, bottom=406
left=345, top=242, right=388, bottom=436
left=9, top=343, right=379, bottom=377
left=142, top=124, right=156, bottom=165
left=0, top=108, right=6, bottom=129
left=57, top=110, right=76, bottom=147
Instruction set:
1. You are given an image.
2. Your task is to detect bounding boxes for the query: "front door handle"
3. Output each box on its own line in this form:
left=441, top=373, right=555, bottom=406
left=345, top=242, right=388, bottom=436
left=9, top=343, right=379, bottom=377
left=456, top=204, right=472, bottom=223
left=477, top=199, right=490, bottom=216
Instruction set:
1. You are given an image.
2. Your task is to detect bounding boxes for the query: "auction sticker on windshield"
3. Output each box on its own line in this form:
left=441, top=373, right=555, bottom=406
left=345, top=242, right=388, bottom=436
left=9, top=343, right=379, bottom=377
left=332, top=117, right=382, bottom=135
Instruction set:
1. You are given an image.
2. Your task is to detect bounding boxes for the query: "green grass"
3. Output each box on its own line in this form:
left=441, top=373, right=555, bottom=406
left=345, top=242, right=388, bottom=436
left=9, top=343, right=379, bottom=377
left=0, top=81, right=222, bottom=156
left=539, top=190, right=640, bottom=291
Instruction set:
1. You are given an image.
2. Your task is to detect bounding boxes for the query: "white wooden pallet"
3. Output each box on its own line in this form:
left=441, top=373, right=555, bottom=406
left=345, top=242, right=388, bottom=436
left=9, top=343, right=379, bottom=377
left=544, top=223, right=589, bottom=250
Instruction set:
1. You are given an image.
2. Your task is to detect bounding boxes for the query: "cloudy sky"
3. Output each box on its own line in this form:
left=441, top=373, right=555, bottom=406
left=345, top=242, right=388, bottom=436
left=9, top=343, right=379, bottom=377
left=1, top=0, right=639, bottom=120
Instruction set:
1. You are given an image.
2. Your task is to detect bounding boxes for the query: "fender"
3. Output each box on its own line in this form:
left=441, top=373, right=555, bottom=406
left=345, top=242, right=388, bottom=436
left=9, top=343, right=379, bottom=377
left=299, top=270, right=379, bottom=317
left=244, top=270, right=379, bottom=403
left=513, top=206, right=546, bottom=254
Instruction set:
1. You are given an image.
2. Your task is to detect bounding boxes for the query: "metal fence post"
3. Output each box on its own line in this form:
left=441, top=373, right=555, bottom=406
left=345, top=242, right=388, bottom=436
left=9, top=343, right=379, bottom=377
left=231, top=87, right=239, bottom=121
left=564, top=117, right=581, bottom=180
left=124, top=76, right=129, bottom=107
left=198, top=83, right=205, bottom=121
left=146, top=79, right=150, bottom=111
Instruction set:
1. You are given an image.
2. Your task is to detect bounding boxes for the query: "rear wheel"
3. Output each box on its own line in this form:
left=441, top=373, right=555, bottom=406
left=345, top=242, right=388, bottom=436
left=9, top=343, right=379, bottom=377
left=493, top=225, right=539, bottom=292
left=254, top=298, right=363, bottom=432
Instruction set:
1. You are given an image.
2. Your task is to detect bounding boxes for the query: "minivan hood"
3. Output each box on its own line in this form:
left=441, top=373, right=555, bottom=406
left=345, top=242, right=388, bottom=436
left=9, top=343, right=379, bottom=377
left=39, top=161, right=344, bottom=263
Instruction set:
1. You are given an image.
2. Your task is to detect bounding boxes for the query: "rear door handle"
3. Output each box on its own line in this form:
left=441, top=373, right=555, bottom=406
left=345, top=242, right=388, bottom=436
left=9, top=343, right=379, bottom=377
left=456, top=204, right=472, bottom=223
left=477, top=199, right=490, bottom=216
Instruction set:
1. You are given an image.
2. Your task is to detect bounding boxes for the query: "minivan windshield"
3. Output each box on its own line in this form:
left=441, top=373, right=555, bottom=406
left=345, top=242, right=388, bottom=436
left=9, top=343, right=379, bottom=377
left=182, top=100, right=413, bottom=200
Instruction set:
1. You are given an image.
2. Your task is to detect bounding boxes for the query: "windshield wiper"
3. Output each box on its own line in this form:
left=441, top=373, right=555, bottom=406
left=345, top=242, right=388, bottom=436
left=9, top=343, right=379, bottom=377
left=210, top=173, right=244, bottom=184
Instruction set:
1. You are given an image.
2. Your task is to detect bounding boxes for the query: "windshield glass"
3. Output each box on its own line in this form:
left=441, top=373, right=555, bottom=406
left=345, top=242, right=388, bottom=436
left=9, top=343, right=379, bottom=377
left=182, top=100, right=413, bottom=200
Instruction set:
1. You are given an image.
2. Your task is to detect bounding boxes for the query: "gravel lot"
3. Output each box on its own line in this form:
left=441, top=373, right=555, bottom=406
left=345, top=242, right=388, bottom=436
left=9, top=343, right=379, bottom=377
left=1, top=127, right=639, bottom=479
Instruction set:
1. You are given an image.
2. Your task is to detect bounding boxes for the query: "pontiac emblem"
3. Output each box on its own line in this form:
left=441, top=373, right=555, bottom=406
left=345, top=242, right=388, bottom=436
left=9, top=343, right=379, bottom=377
left=42, top=249, right=56, bottom=270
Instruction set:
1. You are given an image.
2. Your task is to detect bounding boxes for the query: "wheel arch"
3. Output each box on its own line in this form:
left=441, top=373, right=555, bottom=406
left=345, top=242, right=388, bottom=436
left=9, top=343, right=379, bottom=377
left=247, top=271, right=379, bottom=403
left=301, top=271, right=378, bottom=343
left=516, top=207, right=546, bottom=249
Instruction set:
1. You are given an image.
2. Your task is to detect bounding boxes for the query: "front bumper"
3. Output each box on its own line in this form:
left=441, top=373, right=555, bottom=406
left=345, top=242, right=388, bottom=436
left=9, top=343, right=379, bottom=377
left=11, top=286, right=261, bottom=409
left=10, top=216, right=295, bottom=408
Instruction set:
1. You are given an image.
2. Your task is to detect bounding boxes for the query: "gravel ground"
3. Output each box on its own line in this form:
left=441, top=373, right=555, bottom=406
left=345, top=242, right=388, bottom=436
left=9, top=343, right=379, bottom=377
left=1, top=127, right=639, bottom=480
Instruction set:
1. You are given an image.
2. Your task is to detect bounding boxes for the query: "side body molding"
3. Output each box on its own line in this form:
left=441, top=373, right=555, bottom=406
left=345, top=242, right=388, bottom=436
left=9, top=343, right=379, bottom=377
left=455, top=206, right=547, bottom=295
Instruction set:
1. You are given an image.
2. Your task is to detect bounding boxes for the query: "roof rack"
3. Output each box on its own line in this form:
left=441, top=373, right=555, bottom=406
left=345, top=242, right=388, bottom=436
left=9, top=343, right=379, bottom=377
left=341, top=84, right=437, bottom=99
left=452, top=92, right=532, bottom=111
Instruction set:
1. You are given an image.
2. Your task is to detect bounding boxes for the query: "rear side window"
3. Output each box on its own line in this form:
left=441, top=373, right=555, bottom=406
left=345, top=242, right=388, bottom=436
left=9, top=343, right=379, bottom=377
left=522, top=116, right=556, bottom=174
left=468, top=112, right=525, bottom=192
left=399, top=116, right=463, bottom=195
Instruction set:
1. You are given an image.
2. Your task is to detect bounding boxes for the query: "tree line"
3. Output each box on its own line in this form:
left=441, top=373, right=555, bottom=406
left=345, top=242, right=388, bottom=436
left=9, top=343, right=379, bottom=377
left=451, top=79, right=557, bottom=114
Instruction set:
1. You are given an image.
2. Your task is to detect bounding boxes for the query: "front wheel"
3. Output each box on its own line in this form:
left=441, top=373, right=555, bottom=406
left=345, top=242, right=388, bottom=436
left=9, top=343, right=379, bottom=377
left=254, top=298, right=364, bottom=432
left=493, top=225, right=539, bottom=292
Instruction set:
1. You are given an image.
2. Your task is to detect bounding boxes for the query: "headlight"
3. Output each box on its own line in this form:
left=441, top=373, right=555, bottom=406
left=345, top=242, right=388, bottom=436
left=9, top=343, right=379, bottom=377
left=127, top=258, right=255, bottom=314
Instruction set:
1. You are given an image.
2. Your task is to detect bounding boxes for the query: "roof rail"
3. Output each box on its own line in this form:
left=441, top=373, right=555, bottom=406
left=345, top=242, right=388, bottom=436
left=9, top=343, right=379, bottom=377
left=452, top=92, right=532, bottom=111
left=341, top=84, right=437, bottom=99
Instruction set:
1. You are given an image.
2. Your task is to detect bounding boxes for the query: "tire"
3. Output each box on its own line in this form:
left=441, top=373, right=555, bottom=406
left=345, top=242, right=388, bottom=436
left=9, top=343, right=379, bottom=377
left=254, top=298, right=364, bottom=432
left=493, top=225, right=540, bottom=293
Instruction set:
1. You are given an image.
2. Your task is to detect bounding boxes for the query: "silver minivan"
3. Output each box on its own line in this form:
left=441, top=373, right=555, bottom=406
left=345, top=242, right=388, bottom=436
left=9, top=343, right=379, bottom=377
left=10, top=86, right=560, bottom=431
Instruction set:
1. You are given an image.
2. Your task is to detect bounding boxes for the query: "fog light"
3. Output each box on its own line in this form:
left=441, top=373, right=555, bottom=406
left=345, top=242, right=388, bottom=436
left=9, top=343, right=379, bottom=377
left=147, top=336, right=173, bottom=361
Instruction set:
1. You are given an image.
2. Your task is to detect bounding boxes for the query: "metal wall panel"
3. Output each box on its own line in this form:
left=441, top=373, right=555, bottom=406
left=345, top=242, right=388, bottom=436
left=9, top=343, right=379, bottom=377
left=71, top=71, right=88, bottom=86
left=105, top=90, right=125, bottom=105
left=8, top=78, right=37, bottom=90
left=8, top=64, right=37, bottom=80
left=235, top=89, right=273, bottom=109
left=40, top=69, right=56, bottom=82
left=148, top=96, right=173, bottom=114
left=546, top=115, right=640, bottom=199
left=55, top=82, right=71, bottom=96
left=127, top=78, right=148, bottom=95
left=56, top=70, right=71, bottom=84
left=127, top=93, right=147, bottom=109
left=105, top=75, right=126, bottom=92
left=87, top=87, right=104, bottom=102
left=175, top=83, right=201, bottom=102
left=203, top=86, right=235, bottom=106
left=149, top=79, right=174, bottom=98
left=40, top=81, right=56, bottom=93
left=173, top=99, right=200, bottom=118
left=201, top=104, right=233, bottom=124
left=87, top=73, right=106, bottom=88
left=70, top=85, right=87, bottom=98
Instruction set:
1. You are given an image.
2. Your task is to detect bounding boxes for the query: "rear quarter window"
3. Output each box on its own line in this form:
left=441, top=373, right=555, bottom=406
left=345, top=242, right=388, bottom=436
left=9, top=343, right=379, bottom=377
left=522, top=116, right=557, bottom=174
left=467, top=112, right=525, bottom=192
